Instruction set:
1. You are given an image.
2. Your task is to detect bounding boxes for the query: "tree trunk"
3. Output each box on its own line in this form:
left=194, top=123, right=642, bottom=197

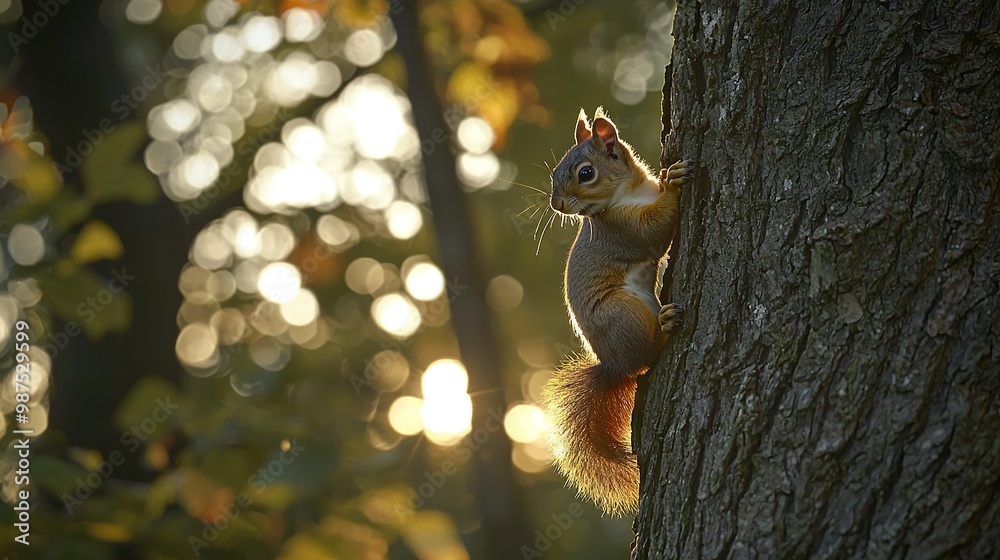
left=14, top=1, right=188, bottom=471
left=634, top=1, right=1000, bottom=558
left=389, top=4, right=531, bottom=559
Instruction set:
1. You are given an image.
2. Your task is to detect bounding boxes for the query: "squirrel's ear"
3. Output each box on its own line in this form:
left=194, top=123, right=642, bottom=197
left=591, top=110, right=619, bottom=157
left=574, top=108, right=592, bottom=144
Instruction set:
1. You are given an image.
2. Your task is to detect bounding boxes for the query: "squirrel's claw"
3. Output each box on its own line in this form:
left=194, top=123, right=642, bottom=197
left=659, top=303, right=684, bottom=332
left=664, top=159, right=695, bottom=189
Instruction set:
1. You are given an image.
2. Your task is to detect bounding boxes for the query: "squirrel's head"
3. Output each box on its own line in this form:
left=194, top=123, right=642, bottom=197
left=549, top=107, right=650, bottom=217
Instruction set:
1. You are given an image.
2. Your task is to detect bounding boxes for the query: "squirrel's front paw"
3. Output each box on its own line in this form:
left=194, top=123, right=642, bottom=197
left=661, top=159, right=694, bottom=189
left=659, top=303, right=684, bottom=332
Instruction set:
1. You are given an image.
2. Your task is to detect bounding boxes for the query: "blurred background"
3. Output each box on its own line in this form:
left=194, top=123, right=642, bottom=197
left=0, top=0, right=674, bottom=557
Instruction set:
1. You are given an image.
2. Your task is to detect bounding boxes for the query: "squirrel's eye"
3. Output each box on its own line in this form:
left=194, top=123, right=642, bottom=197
left=577, top=165, right=596, bottom=184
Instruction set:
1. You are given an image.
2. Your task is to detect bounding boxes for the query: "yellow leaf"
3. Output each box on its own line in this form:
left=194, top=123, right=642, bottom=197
left=401, top=510, right=470, bottom=560
left=8, top=138, right=62, bottom=204
left=19, top=158, right=62, bottom=203
left=446, top=63, right=521, bottom=144
left=360, top=486, right=412, bottom=528
left=333, top=0, right=387, bottom=28
left=86, top=522, right=132, bottom=543
left=70, top=220, right=124, bottom=264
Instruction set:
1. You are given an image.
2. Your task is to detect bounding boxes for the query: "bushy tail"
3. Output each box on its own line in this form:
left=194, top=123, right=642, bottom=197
left=541, top=355, right=639, bottom=516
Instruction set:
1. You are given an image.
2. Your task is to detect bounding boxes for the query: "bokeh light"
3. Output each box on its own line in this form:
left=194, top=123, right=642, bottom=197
left=371, top=293, right=420, bottom=338
left=344, top=29, right=383, bottom=67
left=456, top=117, right=495, bottom=154
left=249, top=336, right=290, bottom=371
left=388, top=396, right=424, bottom=436
left=283, top=7, right=323, bottom=42
left=279, top=288, right=319, bottom=326
left=457, top=152, right=501, bottom=189
left=316, top=215, right=360, bottom=249
left=504, top=403, right=548, bottom=444
left=421, top=359, right=469, bottom=396
left=512, top=439, right=553, bottom=474
left=176, top=323, right=219, bottom=368
left=420, top=360, right=473, bottom=445
left=422, top=394, right=472, bottom=446
left=283, top=121, right=326, bottom=161
left=242, top=15, right=282, bottom=53
left=125, top=0, right=161, bottom=24
left=211, top=308, right=247, bottom=345
left=365, top=350, right=410, bottom=392
left=0, top=296, right=18, bottom=348
left=345, top=258, right=384, bottom=295
left=344, top=161, right=395, bottom=210
left=384, top=201, right=423, bottom=240
left=257, top=222, right=295, bottom=261
left=8, top=224, right=45, bottom=266
left=257, top=262, right=301, bottom=303
left=322, top=75, right=415, bottom=161
left=404, top=262, right=445, bottom=302
left=192, top=226, right=232, bottom=270
left=486, top=275, right=524, bottom=311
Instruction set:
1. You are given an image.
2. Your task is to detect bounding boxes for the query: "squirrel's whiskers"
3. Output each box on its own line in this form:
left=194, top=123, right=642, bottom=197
left=516, top=200, right=546, bottom=218
left=534, top=209, right=557, bottom=256
left=499, top=177, right=548, bottom=194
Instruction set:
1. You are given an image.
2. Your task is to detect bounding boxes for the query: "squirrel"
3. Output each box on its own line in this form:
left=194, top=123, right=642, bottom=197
left=541, top=107, right=692, bottom=516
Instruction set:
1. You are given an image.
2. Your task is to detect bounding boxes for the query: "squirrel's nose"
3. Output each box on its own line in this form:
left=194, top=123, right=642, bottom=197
left=551, top=198, right=566, bottom=212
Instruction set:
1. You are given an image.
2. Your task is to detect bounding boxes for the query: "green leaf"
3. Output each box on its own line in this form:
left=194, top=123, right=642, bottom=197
left=252, top=442, right=337, bottom=508
left=80, top=121, right=159, bottom=205
left=46, top=189, right=94, bottom=230
left=114, top=376, right=181, bottom=436
left=197, top=447, right=254, bottom=490
left=70, top=220, right=124, bottom=264
left=32, top=455, right=89, bottom=497
left=38, top=261, right=132, bottom=338
left=4, top=187, right=92, bottom=232
left=144, top=474, right=178, bottom=518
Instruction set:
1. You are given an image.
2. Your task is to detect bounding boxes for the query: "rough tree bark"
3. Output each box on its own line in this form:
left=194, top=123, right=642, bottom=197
left=634, top=1, right=999, bottom=558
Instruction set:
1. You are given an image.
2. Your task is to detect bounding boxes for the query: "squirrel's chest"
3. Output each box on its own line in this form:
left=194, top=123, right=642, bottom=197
left=566, top=250, right=661, bottom=315
left=621, top=262, right=660, bottom=313
left=565, top=221, right=663, bottom=317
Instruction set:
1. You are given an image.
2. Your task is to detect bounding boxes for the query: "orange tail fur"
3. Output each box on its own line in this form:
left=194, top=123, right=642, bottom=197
left=541, top=355, right=639, bottom=516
